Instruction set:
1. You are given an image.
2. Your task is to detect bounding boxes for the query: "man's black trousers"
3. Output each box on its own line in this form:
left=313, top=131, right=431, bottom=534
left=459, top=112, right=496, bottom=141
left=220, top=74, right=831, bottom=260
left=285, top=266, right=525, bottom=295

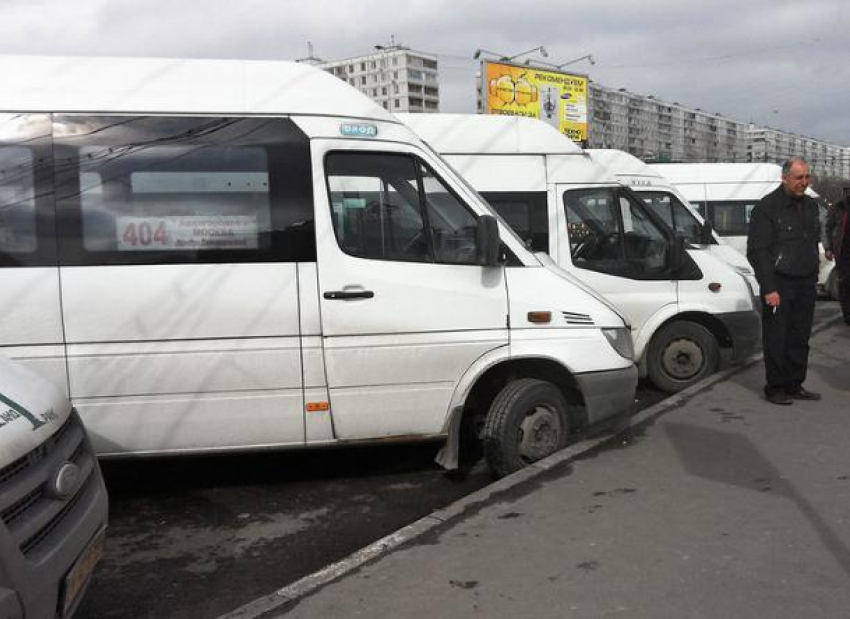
left=761, top=275, right=817, bottom=396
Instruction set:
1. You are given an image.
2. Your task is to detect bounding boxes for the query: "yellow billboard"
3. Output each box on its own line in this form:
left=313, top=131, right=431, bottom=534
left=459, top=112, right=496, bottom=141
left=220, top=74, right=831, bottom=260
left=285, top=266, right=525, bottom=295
left=482, top=61, right=588, bottom=143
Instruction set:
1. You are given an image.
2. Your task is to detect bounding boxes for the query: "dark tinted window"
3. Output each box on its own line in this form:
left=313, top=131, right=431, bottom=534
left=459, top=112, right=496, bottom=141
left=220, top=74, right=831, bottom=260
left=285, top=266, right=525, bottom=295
left=481, top=191, right=548, bottom=253
left=0, top=114, right=55, bottom=267
left=563, top=187, right=672, bottom=279
left=326, top=152, right=481, bottom=265
left=641, top=190, right=710, bottom=245
left=704, top=200, right=756, bottom=237
left=54, top=116, right=314, bottom=265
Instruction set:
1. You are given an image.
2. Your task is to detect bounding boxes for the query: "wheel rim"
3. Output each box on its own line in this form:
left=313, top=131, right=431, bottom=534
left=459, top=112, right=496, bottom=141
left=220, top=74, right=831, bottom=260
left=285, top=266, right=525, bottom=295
left=518, top=405, right=562, bottom=462
left=661, top=337, right=704, bottom=381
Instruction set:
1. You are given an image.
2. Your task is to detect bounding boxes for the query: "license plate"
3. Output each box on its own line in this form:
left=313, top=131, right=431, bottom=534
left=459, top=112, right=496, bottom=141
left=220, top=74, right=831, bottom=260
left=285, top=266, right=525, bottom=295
left=61, top=527, right=106, bottom=616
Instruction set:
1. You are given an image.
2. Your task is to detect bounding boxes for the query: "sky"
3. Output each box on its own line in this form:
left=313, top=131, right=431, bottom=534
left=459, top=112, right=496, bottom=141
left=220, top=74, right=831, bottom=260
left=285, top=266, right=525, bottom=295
left=2, top=0, right=850, bottom=145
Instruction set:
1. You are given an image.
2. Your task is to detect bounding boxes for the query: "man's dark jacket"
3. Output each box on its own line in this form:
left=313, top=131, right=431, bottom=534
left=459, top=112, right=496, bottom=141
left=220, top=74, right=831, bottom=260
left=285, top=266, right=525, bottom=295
left=746, top=185, right=821, bottom=295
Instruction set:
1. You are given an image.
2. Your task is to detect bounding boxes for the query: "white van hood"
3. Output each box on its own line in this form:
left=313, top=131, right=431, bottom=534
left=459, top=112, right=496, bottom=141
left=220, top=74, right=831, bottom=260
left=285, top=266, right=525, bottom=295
left=0, top=355, right=72, bottom=468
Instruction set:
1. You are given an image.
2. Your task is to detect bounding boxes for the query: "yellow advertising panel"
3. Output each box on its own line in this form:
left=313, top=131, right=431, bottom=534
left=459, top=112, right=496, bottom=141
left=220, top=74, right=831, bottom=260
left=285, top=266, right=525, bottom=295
left=483, top=61, right=588, bottom=143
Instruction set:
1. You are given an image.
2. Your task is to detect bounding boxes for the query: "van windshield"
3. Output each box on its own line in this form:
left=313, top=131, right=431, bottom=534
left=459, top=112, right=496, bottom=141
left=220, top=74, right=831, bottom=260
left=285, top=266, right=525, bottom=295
left=640, top=190, right=712, bottom=245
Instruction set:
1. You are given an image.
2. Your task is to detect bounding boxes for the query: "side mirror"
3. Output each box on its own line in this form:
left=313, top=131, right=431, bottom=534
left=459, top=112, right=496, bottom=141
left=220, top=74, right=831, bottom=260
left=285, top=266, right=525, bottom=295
left=669, top=235, right=686, bottom=274
left=699, top=219, right=714, bottom=245
left=476, top=214, right=502, bottom=266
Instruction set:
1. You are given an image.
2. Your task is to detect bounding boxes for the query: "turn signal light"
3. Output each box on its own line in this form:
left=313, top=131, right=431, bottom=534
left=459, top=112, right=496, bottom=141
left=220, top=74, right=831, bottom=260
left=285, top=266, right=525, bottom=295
left=708, top=282, right=722, bottom=292
left=306, top=402, right=330, bottom=412
left=527, top=311, right=552, bottom=324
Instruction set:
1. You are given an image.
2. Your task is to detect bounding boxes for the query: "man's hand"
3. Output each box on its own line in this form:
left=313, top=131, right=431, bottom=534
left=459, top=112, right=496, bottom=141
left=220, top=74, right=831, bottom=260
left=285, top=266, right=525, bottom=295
left=764, top=291, right=780, bottom=307
left=825, top=249, right=834, bottom=261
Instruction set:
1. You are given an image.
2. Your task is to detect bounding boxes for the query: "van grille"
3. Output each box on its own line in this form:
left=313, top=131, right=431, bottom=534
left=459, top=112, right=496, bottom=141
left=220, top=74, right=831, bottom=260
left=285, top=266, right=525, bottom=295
left=561, top=311, right=595, bottom=325
left=0, top=411, right=97, bottom=560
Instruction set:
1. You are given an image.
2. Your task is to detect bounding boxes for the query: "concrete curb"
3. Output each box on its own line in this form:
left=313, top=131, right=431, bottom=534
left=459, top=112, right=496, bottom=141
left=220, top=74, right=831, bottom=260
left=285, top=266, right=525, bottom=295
left=218, top=313, right=842, bottom=619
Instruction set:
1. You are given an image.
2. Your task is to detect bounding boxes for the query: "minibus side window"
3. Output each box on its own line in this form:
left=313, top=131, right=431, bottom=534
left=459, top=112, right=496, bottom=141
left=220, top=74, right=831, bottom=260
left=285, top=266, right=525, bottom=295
left=54, top=116, right=314, bottom=265
left=325, top=152, right=481, bottom=265
left=707, top=200, right=755, bottom=237
left=0, top=113, right=55, bottom=267
left=479, top=191, right=548, bottom=253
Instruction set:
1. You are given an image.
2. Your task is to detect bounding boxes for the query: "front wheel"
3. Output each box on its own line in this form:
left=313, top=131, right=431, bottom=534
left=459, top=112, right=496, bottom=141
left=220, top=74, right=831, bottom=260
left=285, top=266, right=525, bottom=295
left=483, top=379, right=571, bottom=479
left=646, top=321, right=719, bottom=393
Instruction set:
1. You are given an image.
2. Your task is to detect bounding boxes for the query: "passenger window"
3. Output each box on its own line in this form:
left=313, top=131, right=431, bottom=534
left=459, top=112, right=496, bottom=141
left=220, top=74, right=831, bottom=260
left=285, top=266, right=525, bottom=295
left=54, top=116, right=314, bottom=265
left=326, top=152, right=481, bottom=265
left=709, top=201, right=756, bottom=236
left=0, top=146, right=37, bottom=254
left=0, top=113, right=54, bottom=267
left=481, top=191, right=549, bottom=253
left=564, top=187, right=670, bottom=279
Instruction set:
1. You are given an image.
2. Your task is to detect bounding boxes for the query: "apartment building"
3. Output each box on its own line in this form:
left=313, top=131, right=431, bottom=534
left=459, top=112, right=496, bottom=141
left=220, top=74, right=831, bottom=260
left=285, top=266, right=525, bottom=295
left=589, top=82, right=850, bottom=177
left=314, top=46, right=440, bottom=113
left=749, top=126, right=850, bottom=179
left=589, top=83, right=749, bottom=164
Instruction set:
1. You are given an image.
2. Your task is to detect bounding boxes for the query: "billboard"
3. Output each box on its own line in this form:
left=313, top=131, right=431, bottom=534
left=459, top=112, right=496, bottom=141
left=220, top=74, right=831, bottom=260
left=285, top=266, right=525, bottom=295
left=481, top=60, right=588, bottom=143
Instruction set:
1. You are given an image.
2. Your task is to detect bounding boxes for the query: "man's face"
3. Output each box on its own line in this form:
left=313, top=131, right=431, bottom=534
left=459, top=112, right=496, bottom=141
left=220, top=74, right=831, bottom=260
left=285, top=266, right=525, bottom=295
left=782, top=162, right=811, bottom=199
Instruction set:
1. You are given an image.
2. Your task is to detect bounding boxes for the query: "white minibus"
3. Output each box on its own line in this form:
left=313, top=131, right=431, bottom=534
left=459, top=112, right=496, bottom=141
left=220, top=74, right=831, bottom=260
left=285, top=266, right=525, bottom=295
left=401, top=113, right=760, bottom=393
left=0, top=355, right=108, bottom=619
left=652, top=162, right=834, bottom=298
left=587, top=149, right=758, bottom=292
left=0, top=55, right=637, bottom=478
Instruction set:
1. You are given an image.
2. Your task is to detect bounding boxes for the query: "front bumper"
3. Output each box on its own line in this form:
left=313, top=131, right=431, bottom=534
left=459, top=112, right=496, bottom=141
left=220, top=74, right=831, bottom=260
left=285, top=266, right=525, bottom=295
left=575, top=365, right=638, bottom=425
left=717, top=309, right=762, bottom=363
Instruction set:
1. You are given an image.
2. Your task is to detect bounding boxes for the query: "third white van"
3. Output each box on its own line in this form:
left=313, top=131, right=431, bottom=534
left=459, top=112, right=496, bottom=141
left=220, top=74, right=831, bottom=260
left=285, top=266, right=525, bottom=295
left=652, top=162, right=834, bottom=297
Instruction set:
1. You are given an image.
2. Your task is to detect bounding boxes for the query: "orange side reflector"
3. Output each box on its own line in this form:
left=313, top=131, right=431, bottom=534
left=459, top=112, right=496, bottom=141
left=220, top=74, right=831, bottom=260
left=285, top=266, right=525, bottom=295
left=527, top=311, right=552, bottom=324
left=306, top=402, right=330, bottom=412
left=708, top=282, right=722, bottom=292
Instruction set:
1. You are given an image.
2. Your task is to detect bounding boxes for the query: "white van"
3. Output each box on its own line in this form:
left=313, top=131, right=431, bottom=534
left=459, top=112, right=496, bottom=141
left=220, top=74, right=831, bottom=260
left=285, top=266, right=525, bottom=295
left=401, top=113, right=760, bottom=393
left=652, top=162, right=834, bottom=297
left=0, top=355, right=108, bottom=619
left=587, top=149, right=758, bottom=291
left=0, top=55, right=637, bottom=478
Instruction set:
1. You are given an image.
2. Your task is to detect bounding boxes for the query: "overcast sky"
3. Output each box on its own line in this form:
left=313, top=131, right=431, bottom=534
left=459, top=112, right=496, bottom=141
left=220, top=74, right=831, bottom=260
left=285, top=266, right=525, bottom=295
left=3, top=0, right=849, bottom=145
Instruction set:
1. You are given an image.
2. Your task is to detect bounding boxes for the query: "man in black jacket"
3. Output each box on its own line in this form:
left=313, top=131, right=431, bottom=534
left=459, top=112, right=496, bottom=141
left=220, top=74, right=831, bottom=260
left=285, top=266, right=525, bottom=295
left=747, top=157, right=822, bottom=405
left=823, top=189, right=850, bottom=324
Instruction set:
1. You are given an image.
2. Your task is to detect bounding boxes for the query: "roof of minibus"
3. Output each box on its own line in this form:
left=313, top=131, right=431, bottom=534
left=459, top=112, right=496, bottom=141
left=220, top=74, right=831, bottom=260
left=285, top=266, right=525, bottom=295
left=397, top=113, right=584, bottom=156
left=649, top=162, right=783, bottom=185
left=0, top=55, right=398, bottom=121
left=587, top=149, right=669, bottom=183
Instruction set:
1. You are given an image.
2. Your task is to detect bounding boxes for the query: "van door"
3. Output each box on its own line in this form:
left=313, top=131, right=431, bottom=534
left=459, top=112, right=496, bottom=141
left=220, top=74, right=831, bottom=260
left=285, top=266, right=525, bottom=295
left=0, top=113, right=67, bottom=391
left=555, top=184, right=679, bottom=351
left=313, top=142, right=509, bottom=440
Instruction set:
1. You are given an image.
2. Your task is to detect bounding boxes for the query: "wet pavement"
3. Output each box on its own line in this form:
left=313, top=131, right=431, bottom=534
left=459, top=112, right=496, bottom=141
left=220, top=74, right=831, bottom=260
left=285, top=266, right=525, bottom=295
left=234, top=310, right=850, bottom=618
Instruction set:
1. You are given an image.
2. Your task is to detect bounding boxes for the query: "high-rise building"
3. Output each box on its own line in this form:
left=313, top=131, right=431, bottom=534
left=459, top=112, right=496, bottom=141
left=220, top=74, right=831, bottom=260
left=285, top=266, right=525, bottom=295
left=313, top=46, right=440, bottom=113
left=589, top=82, right=850, bottom=177
left=589, top=83, right=749, bottom=164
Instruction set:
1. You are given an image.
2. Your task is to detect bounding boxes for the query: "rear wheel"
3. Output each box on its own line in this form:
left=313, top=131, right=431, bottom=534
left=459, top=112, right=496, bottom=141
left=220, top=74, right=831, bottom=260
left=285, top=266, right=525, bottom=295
left=646, top=321, right=719, bottom=393
left=483, top=379, right=571, bottom=479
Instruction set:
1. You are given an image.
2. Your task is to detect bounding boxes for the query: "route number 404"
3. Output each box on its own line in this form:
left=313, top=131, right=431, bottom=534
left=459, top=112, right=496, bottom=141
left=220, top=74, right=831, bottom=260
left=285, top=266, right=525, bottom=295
left=122, top=221, right=168, bottom=247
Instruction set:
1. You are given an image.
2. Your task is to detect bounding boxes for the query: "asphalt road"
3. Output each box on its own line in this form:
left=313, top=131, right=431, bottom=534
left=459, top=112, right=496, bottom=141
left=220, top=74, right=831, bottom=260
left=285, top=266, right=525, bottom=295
left=72, top=384, right=665, bottom=619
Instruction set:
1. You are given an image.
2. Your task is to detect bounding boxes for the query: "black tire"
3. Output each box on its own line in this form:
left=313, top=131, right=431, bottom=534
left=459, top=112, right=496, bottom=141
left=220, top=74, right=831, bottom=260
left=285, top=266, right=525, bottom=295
left=646, top=321, right=719, bottom=393
left=483, top=378, right=571, bottom=479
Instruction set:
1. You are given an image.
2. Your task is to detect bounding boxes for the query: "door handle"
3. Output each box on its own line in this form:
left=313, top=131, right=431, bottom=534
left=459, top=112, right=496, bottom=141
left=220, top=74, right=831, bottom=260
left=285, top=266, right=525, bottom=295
left=323, top=290, right=375, bottom=300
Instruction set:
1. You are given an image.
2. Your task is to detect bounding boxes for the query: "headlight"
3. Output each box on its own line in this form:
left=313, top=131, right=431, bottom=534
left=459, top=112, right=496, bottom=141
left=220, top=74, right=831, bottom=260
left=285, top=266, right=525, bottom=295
left=602, top=327, right=634, bottom=361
